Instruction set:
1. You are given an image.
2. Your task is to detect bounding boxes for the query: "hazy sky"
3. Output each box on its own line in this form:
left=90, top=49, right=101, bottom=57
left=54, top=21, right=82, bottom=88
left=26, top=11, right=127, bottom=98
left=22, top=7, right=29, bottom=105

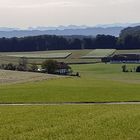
left=0, top=0, right=140, bottom=28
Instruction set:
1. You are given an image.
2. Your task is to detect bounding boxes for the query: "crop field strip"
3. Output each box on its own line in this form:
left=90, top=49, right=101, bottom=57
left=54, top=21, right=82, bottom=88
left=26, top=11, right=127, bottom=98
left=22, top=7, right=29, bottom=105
left=82, top=49, right=116, bottom=59
left=6, top=52, right=72, bottom=59
left=1, top=49, right=140, bottom=61
left=0, top=48, right=140, bottom=65
left=116, top=49, right=140, bottom=54
left=0, top=49, right=98, bottom=64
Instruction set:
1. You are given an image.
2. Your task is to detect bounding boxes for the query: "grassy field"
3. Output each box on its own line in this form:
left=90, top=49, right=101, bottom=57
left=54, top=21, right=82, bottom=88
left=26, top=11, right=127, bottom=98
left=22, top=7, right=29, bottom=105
left=82, top=49, right=116, bottom=58
left=0, top=62, right=140, bottom=139
left=116, top=49, right=140, bottom=54
left=0, top=63, right=140, bottom=103
left=0, top=105, right=140, bottom=140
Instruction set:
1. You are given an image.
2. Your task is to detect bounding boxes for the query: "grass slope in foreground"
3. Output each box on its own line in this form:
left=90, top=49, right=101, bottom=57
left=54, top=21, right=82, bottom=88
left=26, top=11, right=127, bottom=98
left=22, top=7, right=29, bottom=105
left=0, top=105, right=140, bottom=140
left=0, top=64, right=140, bottom=103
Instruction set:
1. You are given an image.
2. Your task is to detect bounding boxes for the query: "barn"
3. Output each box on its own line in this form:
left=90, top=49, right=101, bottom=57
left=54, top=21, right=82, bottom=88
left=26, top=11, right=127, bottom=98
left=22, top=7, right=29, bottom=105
left=102, top=53, right=140, bottom=63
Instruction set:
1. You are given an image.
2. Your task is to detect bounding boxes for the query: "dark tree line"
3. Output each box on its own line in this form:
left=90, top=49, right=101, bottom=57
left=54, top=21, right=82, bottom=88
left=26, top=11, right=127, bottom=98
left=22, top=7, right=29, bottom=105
left=0, top=26, right=140, bottom=52
left=0, top=35, right=118, bottom=52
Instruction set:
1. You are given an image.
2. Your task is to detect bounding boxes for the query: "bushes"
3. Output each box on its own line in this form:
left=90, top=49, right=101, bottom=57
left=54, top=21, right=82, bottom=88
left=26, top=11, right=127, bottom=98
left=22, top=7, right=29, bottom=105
left=41, top=60, right=72, bottom=75
left=0, top=63, right=38, bottom=72
left=121, top=65, right=140, bottom=73
left=0, top=57, right=38, bottom=73
left=136, top=66, right=140, bottom=72
left=0, top=63, right=16, bottom=70
left=0, top=58, right=72, bottom=75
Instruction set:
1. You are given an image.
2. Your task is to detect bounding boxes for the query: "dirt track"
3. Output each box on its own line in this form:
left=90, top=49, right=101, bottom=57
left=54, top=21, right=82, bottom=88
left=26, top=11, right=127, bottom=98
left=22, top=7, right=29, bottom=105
left=0, top=101, right=140, bottom=106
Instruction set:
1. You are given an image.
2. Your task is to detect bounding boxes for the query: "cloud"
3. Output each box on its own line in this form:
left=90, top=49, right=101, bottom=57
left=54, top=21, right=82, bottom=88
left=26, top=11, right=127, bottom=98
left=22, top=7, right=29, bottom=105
left=107, top=0, right=135, bottom=5
left=0, top=0, right=96, bottom=8
left=0, top=0, right=139, bottom=28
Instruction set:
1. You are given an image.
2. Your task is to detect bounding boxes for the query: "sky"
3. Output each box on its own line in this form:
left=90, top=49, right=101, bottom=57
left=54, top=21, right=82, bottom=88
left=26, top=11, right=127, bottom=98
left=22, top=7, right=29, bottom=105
left=0, top=0, right=139, bottom=28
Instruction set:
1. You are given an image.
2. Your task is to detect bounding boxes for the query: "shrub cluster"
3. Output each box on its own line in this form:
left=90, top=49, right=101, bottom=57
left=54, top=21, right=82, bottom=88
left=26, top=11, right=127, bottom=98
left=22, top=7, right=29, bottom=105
left=122, top=65, right=140, bottom=73
left=136, top=66, right=140, bottom=72
left=0, top=58, right=38, bottom=72
left=0, top=59, right=74, bottom=76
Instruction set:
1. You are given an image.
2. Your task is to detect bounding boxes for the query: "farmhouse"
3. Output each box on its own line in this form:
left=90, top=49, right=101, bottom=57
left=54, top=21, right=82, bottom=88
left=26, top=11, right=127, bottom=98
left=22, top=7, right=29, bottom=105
left=102, top=53, right=140, bottom=63
left=56, top=62, right=71, bottom=75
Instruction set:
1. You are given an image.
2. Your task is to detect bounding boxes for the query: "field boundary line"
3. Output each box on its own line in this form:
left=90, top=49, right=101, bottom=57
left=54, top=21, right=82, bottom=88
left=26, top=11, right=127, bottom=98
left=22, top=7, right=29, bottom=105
left=1, top=101, right=140, bottom=106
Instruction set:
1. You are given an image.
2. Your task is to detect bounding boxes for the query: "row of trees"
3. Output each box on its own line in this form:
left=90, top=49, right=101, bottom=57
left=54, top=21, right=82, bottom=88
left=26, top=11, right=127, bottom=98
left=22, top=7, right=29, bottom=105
left=0, top=35, right=118, bottom=52
left=0, top=58, right=72, bottom=75
left=0, top=26, right=139, bottom=52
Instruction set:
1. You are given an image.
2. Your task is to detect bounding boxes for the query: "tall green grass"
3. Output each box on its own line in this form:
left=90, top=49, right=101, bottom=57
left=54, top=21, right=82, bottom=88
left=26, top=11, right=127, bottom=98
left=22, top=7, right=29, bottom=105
left=0, top=105, right=140, bottom=140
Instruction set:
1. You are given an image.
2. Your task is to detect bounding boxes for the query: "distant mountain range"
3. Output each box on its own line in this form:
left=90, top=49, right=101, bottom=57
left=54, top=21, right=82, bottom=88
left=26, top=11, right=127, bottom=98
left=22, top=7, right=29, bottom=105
left=0, top=23, right=139, bottom=38
left=95, top=23, right=140, bottom=28
left=28, top=25, right=89, bottom=31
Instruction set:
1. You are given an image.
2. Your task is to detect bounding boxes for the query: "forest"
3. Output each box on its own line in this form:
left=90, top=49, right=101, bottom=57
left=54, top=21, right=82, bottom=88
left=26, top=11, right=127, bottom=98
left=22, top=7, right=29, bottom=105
left=0, top=26, right=139, bottom=52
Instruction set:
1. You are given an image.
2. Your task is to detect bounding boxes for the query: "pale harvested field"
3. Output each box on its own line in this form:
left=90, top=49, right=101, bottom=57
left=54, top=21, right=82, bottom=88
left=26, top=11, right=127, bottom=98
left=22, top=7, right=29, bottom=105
left=0, top=70, right=61, bottom=85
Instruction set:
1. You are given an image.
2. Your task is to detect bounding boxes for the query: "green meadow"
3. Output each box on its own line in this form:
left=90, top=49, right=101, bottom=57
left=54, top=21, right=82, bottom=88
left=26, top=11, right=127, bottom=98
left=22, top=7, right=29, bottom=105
left=0, top=105, right=140, bottom=140
left=1, top=63, right=140, bottom=139
left=0, top=63, right=140, bottom=103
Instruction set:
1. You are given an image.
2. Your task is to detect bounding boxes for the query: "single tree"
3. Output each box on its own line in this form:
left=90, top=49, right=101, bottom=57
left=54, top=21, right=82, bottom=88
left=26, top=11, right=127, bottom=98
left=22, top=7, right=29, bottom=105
left=122, top=65, right=127, bottom=72
left=41, top=60, right=58, bottom=74
left=136, top=66, right=140, bottom=72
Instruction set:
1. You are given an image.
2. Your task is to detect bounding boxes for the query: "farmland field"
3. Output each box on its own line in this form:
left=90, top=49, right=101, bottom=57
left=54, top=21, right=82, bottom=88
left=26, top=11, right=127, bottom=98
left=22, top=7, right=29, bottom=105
left=0, top=105, right=140, bottom=140
left=1, top=49, right=140, bottom=65
left=0, top=63, right=140, bottom=103
left=82, top=49, right=116, bottom=58
left=7, top=52, right=72, bottom=59
left=0, top=49, right=99, bottom=64
left=116, top=49, right=140, bottom=54
left=0, top=62, right=140, bottom=139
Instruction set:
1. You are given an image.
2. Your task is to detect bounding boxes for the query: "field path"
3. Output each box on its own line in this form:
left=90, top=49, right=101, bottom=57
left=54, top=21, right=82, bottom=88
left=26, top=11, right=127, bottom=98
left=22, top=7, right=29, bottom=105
left=0, top=101, right=140, bottom=106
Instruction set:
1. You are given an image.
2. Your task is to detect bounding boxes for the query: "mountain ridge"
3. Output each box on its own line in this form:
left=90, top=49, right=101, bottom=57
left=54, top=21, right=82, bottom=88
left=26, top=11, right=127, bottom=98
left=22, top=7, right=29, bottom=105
left=0, top=23, right=139, bottom=38
left=0, top=27, right=123, bottom=38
